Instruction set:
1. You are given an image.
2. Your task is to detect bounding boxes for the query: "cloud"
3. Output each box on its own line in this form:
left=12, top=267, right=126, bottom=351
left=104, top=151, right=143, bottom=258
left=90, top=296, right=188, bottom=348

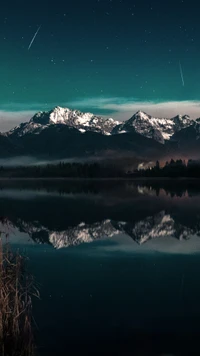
left=68, top=97, right=200, bottom=121
left=0, top=111, right=36, bottom=132
left=1, top=98, right=200, bottom=132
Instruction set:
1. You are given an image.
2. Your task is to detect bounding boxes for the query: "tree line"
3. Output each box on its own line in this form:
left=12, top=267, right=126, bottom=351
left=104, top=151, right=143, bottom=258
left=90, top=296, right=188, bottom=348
left=1, top=159, right=200, bottom=178
left=0, top=162, right=125, bottom=178
left=132, top=159, right=200, bottom=178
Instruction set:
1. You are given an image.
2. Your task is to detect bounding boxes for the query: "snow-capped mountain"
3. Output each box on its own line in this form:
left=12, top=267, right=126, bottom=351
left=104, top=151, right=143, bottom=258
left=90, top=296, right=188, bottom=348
left=7, top=106, right=120, bottom=137
left=112, top=111, right=194, bottom=143
left=1, top=105, right=200, bottom=160
left=48, top=220, right=120, bottom=249
left=15, top=219, right=121, bottom=249
left=5, top=107, right=196, bottom=144
left=117, top=211, right=194, bottom=245
left=4, top=211, right=197, bottom=249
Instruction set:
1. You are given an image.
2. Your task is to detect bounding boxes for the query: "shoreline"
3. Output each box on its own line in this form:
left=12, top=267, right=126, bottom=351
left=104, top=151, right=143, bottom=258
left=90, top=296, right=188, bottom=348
left=0, top=177, right=199, bottom=181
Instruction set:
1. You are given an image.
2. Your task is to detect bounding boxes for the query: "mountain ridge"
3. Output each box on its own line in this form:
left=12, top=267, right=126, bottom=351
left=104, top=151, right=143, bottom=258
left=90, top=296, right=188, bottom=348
left=0, top=105, right=199, bottom=160
left=5, top=106, right=197, bottom=143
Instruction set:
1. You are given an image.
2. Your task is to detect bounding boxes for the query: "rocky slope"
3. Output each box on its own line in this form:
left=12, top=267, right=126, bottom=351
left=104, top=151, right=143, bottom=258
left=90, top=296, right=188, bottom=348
left=0, top=106, right=199, bottom=159
left=5, top=107, right=196, bottom=144
left=7, top=106, right=120, bottom=137
left=112, top=111, right=194, bottom=143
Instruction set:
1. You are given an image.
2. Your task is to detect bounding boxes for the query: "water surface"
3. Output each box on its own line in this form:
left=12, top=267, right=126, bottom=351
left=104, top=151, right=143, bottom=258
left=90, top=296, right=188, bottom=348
left=1, top=179, right=200, bottom=355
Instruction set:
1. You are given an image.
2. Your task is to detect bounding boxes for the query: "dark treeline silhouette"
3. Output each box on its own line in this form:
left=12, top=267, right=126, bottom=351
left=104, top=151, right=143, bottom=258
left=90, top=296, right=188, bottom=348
left=0, top=162, right=125, bottom=178
left=133, top=159, right=200, bottom=178
left=1, top=158, right=200, bottom=178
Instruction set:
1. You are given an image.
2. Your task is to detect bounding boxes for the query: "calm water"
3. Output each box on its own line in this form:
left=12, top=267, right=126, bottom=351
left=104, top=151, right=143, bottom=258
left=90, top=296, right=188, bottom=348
left=2, top=179, right=200, bottom=355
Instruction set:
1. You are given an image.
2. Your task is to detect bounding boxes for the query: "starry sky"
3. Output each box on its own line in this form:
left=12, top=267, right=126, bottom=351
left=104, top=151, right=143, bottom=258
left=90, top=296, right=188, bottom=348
left=0, top=0, right=200, bottom=130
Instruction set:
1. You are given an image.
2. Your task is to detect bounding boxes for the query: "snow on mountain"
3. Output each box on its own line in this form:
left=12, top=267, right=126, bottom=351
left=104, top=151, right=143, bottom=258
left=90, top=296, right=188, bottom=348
left=119, top=211, right=194, bottom=244
left=7, top=121, right=44, bottom=137
left=48, top=220, right=120, bottom=249
left=11, top=213, right=196, bottom=249
left=5, top=106, right=197, bottom=144
left=6, top=106, right=120, bottom=137
left=112, top=110, right=194, bottom=143
left=16, top=219, right=121, bottom=249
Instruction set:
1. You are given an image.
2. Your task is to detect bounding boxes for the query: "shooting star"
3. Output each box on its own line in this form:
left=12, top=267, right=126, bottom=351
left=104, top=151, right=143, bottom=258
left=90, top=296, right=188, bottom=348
left=179, top=61, right=185, bottom=87
left=28, top=25, right=41, bottom=50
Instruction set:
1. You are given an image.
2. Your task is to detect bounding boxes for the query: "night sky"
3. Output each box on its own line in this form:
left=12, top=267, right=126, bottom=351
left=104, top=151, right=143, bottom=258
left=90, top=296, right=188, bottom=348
left=0, top=0, right=200, bottom=129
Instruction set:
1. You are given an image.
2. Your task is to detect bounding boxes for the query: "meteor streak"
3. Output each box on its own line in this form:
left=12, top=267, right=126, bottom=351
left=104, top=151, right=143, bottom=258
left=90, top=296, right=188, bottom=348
left=28, top=25, right=41, bottom=50
left=179, top=61, right=185, bottom=87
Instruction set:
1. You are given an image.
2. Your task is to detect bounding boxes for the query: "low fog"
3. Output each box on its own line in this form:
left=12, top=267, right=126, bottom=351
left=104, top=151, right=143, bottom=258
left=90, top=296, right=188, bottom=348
left=0, top=155, right=142, bottom=173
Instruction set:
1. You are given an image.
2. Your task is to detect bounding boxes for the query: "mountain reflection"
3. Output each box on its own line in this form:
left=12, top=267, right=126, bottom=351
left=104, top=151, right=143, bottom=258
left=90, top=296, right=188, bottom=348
left=4, top=210, right=199, bottom=249
left=0, top=180, right=200, bottom=249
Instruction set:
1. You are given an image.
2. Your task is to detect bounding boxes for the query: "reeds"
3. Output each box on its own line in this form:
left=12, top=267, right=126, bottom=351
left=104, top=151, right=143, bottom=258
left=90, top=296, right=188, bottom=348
left=0, top=239, right=39, bottom=356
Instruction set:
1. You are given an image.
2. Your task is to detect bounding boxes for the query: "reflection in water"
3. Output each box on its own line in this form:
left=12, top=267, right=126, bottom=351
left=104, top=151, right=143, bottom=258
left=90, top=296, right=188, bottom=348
left=3, top=210, right=199, bottom=249
left=1, top=181, right=200, bottom=354
left=0, top=181, right=200, bottom=250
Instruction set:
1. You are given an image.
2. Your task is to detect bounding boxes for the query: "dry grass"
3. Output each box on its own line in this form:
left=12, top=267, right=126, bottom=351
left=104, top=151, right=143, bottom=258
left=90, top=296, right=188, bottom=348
left=0, top=239, right=39, bottom=356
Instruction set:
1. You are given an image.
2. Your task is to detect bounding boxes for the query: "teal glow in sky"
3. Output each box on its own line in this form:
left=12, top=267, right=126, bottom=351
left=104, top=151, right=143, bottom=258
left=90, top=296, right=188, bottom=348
left=0, top=0, right=200, bottom=129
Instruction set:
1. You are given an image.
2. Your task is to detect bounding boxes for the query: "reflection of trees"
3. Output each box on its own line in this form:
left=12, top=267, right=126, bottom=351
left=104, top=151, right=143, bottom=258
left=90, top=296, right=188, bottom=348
left=135, top=180, right=200, bottom=198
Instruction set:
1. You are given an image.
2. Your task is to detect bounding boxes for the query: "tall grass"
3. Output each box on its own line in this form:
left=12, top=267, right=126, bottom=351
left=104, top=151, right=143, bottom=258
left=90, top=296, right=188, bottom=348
left=0, top=239, right=39, bottom=356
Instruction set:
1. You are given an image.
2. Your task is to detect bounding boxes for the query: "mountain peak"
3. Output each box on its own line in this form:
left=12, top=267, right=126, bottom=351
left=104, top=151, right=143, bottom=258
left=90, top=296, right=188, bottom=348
left=135, top=110, right=148, bottom=115
left=133, top=110, right=149, bottom=118
left=173, top=114, right=190, bottom=120
left=8, top=106, right=120, bottom=137
left=4, top=106, right=197, bottom=146
left=113, top=110, right=194, bottom=143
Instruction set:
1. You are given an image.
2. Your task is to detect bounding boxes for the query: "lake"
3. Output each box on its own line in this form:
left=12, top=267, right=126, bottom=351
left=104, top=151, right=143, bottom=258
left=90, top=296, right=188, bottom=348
left=1, top=179, right=200, bottom=355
